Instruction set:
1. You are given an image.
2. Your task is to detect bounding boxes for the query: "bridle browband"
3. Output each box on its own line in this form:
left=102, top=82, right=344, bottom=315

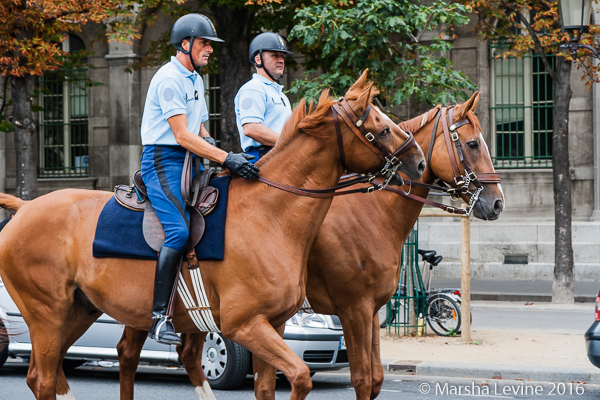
left=381, top=106, right=501, bottom=216
left=256, top=96, right=417, bottom=198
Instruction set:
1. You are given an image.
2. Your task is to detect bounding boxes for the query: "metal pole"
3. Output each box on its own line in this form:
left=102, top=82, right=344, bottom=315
left=461, top=212, right=471, bottom=341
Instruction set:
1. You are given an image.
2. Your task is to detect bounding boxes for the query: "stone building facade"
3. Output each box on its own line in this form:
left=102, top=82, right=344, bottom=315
left=0, top=9, right=598, bottom=282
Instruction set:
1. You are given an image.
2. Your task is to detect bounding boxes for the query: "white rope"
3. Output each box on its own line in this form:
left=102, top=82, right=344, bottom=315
left=177, top=268, right=221, bottom=332
left=178, top=273, right=209, bottom=331
left=192, top=269, right=220, bottom=332
left=301, top=297, right=312, bottom=310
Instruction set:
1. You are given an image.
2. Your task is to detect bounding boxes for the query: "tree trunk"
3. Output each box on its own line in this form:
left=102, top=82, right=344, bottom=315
left=11, top=75, right=38, bottom=200
left=212, top=5, right=254, bottom=153
left=551, top=56, right=574, bottom=304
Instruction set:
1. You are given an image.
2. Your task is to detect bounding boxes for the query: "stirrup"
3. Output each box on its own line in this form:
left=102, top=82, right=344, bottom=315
left=149, top=315, right=182, bottom=346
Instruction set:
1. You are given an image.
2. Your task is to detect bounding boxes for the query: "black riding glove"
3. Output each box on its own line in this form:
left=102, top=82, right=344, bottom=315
left=223, top=152, right=260, bottom=180
left=203, top=137, right=216, bottom=147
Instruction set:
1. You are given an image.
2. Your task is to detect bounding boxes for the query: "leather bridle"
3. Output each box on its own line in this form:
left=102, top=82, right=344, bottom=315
left=380, top=106, right=501, bottom=216
left=331, top=98, right=415, bottom=183
left=256, top=96, right=417, bottom=198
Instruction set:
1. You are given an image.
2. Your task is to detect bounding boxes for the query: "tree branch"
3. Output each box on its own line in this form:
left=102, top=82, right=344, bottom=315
left=43, top=9, right=91, bottom=24
left=416, top=13, right=435, bottom=43
left=514, top=12, right=556, bottom=81
left=138, top=1, right=164, bottom=39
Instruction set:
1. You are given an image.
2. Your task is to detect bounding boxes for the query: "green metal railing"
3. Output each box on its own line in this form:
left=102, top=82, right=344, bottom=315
left=39, top=70, right=89, bottom=177
left=489, top=44, right=554, bottom=169
left=386, top=227, right=428, bottom=336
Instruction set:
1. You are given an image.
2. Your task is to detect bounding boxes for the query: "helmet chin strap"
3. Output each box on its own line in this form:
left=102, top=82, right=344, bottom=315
left=182, top=37, right=202, bottom=74
left=257, top=50, right=283, bottom=84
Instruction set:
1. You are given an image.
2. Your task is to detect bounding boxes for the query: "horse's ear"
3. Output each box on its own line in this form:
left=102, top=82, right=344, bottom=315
left=348, top=69, right=369, bottom=93
left=454, top=92, right=480, bottom=120
left=353, top=82, right=374, bottom=113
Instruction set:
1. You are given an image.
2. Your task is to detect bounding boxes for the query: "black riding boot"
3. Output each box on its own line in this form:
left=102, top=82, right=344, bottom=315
left=148, top=246, right=183, bottom=345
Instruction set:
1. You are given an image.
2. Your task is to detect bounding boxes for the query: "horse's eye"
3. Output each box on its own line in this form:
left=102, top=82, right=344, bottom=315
left=379, top=127, right=390, bottom=137
left=467, top=141, right=479, bottom=150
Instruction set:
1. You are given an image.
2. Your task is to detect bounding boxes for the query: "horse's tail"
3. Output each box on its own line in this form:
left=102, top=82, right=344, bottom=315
left=0, top=193, right=26, bottom=213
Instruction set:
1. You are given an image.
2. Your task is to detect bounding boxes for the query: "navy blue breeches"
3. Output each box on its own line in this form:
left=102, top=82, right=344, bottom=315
left=141, top=145, right=202, bottom=252
left=245, top=146, right=272, bottom=165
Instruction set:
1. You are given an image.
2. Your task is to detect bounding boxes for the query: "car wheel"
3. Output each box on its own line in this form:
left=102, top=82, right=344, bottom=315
left=202, top=332, right=251, bottom=390
left=0, top=320, right=8, bottom=368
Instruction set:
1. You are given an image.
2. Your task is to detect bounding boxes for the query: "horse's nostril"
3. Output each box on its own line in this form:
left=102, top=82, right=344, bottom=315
left=493, top=199, right=503, bottom=214
left=418, top=160, right=426, bottom=174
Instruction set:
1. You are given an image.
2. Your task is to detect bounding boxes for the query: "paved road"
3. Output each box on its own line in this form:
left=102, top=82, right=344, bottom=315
left=2, top=362, right=599, bottom=399
left=471, top=304, right=592, bottom=334
left=378, top=301, right=593, bottom=335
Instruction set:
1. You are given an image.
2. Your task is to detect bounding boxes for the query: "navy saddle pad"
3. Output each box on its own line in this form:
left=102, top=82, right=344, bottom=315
left=93, top=175, right=231, bottom=261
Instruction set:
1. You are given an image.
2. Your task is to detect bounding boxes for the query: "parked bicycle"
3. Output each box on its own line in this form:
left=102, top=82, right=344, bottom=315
left=387, top=249, right=471, bottom=336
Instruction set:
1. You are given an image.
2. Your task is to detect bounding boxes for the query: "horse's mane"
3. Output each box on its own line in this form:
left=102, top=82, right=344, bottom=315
left=257, top=79, right=378, bottom=166
left=399, top=105, right=442, bottom=134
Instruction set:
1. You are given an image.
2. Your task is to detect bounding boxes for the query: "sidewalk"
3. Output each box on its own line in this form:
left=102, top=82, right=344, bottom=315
left=431, top=279, right=598, bottom=302
left=380, top=301, right=599, bottom=384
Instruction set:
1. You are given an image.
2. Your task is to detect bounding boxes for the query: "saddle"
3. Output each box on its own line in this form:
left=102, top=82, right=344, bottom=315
left=113, top=151, right=219, bottom=268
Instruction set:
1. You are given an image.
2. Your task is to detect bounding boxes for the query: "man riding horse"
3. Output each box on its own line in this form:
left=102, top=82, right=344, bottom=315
left=140, top=13, right=259, bottom=345
left=235, top=32, right=294, bottom=163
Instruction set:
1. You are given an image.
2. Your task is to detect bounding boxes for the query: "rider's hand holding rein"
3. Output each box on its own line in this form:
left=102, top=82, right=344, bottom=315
left=168, top=113, right=260, bottom=179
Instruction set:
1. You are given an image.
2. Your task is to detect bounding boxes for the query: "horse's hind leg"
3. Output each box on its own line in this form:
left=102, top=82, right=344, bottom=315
left=224, top=318, right=312, bottom=400
left=337, top=306, right=374, bottom=400
left=117, top=326, right=149, bottom=400
left=176, top=332, right=214, bottom=399
left=27, top=303, right=98, bottom=400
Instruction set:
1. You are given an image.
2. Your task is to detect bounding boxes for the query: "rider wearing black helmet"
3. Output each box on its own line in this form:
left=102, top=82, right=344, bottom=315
left=140, top=13, right=259, bottom=346
left=234, top=32, right=294, bottom=163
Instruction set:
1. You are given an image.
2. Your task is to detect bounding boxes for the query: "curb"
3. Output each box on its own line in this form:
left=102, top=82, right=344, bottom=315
left=471, top=293, right=595, bottom=303
left=388, top=360, right=600, bottom=384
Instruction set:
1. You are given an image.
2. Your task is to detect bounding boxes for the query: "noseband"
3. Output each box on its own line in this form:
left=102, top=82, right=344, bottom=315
left=381, top=106, right=501, bottom=216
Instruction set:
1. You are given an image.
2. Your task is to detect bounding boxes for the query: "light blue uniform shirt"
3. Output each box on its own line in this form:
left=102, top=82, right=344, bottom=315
left=234, top=74, right=292, bottom=152
left=141, top=56, right=208, bottom=145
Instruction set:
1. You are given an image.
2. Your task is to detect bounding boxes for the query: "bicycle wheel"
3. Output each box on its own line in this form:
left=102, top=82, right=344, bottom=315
left=426, top=294, right=461, bottom=336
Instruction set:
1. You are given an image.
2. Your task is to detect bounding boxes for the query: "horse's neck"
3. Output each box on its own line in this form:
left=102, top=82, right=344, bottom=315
left=260, top=133, right=341, bottom=192
left=380, top=127, right=438, bottom=243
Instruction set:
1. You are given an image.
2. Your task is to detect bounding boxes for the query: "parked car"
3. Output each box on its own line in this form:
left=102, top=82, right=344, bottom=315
left=585, top=289, right=600, bottom=368
left=0, top=278, right=348, bottom=389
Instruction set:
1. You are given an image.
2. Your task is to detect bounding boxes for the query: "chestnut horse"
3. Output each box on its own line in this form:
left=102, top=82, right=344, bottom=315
left=0, top=72, right=425, bottom=400
left=117, top=92, right=504, bottom=400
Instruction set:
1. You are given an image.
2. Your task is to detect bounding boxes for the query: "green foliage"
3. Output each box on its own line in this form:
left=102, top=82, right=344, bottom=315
left=446, top=327, right=458, bottom=337
left=288, top=0, right=476, bottom=112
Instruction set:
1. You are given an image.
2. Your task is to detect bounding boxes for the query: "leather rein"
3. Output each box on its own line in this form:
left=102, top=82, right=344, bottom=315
left=256, top=97, right=416, bottom=198
left=378, top=106, right=501, bottom=216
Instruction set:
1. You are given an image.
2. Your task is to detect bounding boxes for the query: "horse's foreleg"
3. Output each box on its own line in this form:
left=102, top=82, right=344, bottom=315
left=253, top=324, right=285, bottom=400
left=117, top=326, right=148, bottom=400
left=370, top=314, right=384, bottom=399
left=175, top=332, right=215, bottom=400
left=338, top=307, right=374, bottom=400
left=225, top=319, right=311, bottom=400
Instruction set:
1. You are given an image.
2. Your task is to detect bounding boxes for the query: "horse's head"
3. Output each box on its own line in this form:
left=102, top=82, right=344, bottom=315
left=426, top=92, right=505, bottom=220
left=332, top=71, right=425, bottom=179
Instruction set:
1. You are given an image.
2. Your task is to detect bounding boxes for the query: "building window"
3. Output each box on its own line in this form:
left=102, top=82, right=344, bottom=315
left=490, top=44, right=554, bottom=168
left=38, top=34, right=89, bottom=177
left=202, top=74, right=222, bottom=169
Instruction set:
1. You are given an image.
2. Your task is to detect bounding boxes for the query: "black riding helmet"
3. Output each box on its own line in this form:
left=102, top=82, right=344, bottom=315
left=249, top=32, right=293, bottom=83
left=171, top=14, right=224, bottom=73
